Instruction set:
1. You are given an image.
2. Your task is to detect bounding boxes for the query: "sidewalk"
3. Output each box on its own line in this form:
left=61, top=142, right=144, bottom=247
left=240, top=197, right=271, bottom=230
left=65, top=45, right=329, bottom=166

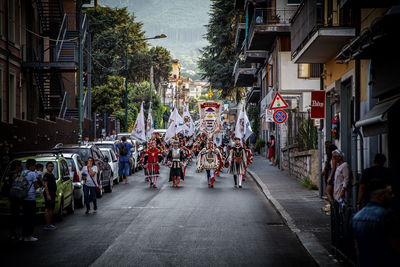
left=248, top=156, right=340, bottom=267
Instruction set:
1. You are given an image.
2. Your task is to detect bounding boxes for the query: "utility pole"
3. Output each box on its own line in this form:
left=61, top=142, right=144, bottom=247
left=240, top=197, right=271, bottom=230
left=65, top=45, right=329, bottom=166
left=77, top=0, right=83, bottom=145
left=150, top=65, right=154, bottom=104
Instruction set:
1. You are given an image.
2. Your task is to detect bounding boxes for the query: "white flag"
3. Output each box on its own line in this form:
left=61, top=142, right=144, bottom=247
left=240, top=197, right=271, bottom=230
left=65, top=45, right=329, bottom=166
left=164, top=107, right=184, bottom=142
left=131, top=101, right=146, bottom=142
left=182, top=105, right=195, bottom=137
left=146, top=102, right=154, bottom=141
left=235, top=103, right=253, bottom=141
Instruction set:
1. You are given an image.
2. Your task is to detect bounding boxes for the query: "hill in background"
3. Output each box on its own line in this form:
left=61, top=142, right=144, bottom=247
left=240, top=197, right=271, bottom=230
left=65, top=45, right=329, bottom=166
left=98, top=0, right=211, bottom=73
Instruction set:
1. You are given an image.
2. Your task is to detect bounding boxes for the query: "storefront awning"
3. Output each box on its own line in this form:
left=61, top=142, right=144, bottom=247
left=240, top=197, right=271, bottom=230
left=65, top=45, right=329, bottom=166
left=356, top=96, right=400, bottom=136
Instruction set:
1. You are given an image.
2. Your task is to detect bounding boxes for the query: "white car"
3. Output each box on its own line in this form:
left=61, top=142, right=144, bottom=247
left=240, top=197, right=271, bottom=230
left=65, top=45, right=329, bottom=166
left=63, top=153, right=85, bottom=208
left=100, top=148, right=119, bottom=184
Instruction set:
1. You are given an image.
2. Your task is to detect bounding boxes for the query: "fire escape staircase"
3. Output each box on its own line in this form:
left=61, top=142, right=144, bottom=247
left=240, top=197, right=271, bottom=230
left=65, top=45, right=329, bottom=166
left=24, top=0, right=86, bottom=119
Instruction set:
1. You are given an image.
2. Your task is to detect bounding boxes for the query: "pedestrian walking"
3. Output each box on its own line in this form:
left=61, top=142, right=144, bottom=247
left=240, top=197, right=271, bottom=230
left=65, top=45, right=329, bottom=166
left=82, top=157, right=98, bottom=214
left=110, top=130, right=117, bottom=141
left=228, top=137, right=247, bottom=188
left=21, top=159, right=40, bottom=241
left=144, top=140, right=162, bottom=188
left=321, top=141, right=337, bottom=214
left=43, top=162, right=57, bottom=231
left=250, top=133, right=257, bottom=154
left=352, top=180, right=397, bottom=267
left=4, top=160, right=23, bottom=240
left=197, top=141, right=220, bottom=188
left=242, top=143, right=253, bottom=181
left=332, top=149, right=351, bottom=204
left=267, top=135, right=275, bottom=165
left=166, top=139, right=184, bottom=188
left=357, top=153, right=393, bottom=210
left=116, top=136, right=134, bottom=184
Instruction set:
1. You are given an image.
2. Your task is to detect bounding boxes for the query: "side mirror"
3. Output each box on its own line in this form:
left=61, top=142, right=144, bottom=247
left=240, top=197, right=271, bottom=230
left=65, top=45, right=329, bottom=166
left=105, top=156, right=109, bottom=162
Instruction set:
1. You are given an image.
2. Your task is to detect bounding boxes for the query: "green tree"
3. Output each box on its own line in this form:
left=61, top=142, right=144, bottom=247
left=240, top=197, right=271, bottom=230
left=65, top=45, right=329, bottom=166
left=198, top=0, right=236, bottom=99
left=149, top=46, right=172, bottom=87
left=85, top=6, right=149, bottom=85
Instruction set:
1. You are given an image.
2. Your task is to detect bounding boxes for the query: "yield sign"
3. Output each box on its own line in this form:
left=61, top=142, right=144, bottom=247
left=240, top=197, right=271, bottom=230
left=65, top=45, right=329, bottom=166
left=269, top=92, right=289, bottom=110
left=273, top=110, right=287, bottom=124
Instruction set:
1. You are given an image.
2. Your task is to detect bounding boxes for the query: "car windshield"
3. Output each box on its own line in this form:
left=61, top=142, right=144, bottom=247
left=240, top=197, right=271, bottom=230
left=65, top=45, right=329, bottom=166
left=22, top=161, right=59, bottom=180
left=66, top=158, right=76, bottom=171
left=59, top=148, right=91, bottom=162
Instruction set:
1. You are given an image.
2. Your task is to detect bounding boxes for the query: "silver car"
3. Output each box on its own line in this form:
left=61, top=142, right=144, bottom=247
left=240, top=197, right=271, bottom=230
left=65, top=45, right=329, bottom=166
left=99, top=148, right=119, bottom=184
left=63, top=153, right=85, bottom=209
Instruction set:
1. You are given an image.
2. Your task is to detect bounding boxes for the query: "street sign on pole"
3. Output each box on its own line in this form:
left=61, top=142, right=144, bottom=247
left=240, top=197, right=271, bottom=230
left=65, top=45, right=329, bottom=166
left=273, top=110, right=288, bottom=124
left=269, top=92, right=289, bottom=110
left=266, top=109, right=274, bottom=122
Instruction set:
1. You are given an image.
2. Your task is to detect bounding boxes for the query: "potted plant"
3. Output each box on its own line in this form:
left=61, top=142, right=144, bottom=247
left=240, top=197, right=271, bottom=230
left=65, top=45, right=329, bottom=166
left=269, top=14, right=280, bottom=23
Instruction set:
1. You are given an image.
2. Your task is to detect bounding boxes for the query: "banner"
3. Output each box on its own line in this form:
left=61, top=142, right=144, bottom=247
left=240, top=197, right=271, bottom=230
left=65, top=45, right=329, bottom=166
left=198, top=101, right=222, bottom=138
left=131, top=101, right=146, bottom=142
left=182, top=105, right=195, bottom=137
left=235, top=103, right=253, bottom=140
left=164, top=107, right=184, bottom=142
left=146, top=102, right=154, bottom=141
left=311, top=91, right=326, bottom=119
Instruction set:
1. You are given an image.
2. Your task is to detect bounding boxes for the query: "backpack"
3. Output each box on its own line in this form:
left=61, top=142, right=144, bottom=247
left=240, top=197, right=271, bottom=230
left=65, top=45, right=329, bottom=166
left=119, top=143, right=128, bottom=156
left=9, top=171, right=33, bottom=200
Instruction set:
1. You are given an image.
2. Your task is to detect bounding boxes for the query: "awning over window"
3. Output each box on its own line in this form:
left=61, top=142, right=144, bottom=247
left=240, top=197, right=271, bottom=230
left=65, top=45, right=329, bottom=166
left=356, top=96, right=399, bottom=137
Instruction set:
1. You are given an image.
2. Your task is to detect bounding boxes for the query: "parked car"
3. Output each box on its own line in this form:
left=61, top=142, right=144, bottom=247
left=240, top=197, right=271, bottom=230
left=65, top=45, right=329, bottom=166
left=0, top=153, right=74, bottom=219
left=63, top=153, right=85, bottom=208
left=99, top=148, right=119, bottom=185
left=92, top=141, right=119, bottom=159
left=55, top=144, right=113, bottom=197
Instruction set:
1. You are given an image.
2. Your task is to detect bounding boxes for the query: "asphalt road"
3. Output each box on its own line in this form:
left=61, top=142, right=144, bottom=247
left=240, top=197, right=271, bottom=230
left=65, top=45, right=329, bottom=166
left=1, top=162, right=316, bottom=267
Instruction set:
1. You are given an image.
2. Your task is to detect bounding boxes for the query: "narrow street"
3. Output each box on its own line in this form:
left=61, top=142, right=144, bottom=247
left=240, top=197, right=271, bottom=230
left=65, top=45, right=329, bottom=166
left=2, top=164, right=316, bottom=267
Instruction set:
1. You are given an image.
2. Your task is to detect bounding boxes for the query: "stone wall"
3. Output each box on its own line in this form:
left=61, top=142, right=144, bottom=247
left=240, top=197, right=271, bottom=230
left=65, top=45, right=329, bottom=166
left=0, top=117, right=94, bottom=152
left=281, top=145, right=319, bottom=187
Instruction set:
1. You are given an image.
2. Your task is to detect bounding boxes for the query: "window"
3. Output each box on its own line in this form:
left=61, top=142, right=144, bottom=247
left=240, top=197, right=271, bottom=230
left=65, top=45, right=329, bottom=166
left=0, top=0, right=3, bottom=36
left=7, top=0, right=15, bottom=42
left=267, top=64, right=273, bottom=88
left=9, top=72, right=16, bottom=123
left=298, top=64, right=320, bottom=79
left=0, top=65, right=3, bottom=122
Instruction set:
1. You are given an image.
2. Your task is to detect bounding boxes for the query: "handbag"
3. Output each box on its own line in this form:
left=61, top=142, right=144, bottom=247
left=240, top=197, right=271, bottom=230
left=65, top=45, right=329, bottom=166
left=87, top=167, right=101, bottom=192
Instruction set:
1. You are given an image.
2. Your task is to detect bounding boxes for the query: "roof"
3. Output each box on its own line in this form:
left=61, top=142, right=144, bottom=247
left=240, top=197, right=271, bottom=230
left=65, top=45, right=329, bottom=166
left=92, top=141, right=116, bottom=145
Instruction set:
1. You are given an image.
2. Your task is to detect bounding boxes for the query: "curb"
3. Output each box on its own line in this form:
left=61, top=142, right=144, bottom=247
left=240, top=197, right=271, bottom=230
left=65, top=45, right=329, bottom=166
left=248, top=170, right=340, bottom=267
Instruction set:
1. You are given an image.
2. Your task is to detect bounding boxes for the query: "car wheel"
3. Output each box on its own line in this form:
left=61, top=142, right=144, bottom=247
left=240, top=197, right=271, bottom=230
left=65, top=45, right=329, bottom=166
left=56, top=198, right=64, bottom=221
left=114, top=172, right=119, bottom=184
left=67, top=197, right=75, bottom=214
left=76, top=195, right=84, bottom=209
left=105, top=176, right=113, bottom=193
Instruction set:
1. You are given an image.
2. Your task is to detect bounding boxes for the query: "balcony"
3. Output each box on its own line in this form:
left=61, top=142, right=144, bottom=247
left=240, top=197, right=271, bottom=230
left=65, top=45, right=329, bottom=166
left=244, top=48, right=268, bottom=64
left=247, top=7, right=296, bottom=50
left=233, top=59, right=256, bottom=87
left=234, top=21, right=246, bottom=51
left=290, top=0, right=355, bottom=63
left=246, top=85, right=261, bottom=104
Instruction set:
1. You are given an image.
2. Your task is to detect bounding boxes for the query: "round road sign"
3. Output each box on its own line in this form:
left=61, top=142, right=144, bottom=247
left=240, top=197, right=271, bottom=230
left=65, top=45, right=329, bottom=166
left=273, top=110, right=287, bottom=124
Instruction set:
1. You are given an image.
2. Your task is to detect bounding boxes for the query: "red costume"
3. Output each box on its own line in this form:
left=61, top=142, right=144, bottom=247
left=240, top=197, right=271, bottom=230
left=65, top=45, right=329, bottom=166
left=144, top=147, right=162, bottom=188
left=242, top=148, right=253, bottom=181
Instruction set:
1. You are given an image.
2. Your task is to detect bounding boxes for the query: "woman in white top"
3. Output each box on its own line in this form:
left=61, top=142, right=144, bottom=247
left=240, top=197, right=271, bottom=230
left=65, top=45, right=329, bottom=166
left=82, top=157, right=98, bottom=214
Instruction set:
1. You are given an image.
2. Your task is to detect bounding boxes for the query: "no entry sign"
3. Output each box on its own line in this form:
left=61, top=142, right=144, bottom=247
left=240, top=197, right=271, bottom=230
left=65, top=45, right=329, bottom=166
left=273, top=110, right=287, bottom=124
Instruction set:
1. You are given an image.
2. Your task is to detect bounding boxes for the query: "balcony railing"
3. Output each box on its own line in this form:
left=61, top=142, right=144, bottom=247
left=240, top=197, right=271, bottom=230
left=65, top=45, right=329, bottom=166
left=247, top=7, right=297, bottom=48
left=291, top=0, right=354, bottom=59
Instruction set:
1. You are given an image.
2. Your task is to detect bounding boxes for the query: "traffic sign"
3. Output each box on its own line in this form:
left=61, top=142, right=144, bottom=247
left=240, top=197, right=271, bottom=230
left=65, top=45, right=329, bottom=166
left=269, top=92, right=289, bottom=110
left=266, top=109, right=274, bottom=122
left=273, top=110, right=287, bottom=124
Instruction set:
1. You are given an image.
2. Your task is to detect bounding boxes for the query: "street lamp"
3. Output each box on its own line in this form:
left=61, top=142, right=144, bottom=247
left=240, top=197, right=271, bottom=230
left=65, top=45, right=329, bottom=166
left=124, top=33, right=167, bottom=132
